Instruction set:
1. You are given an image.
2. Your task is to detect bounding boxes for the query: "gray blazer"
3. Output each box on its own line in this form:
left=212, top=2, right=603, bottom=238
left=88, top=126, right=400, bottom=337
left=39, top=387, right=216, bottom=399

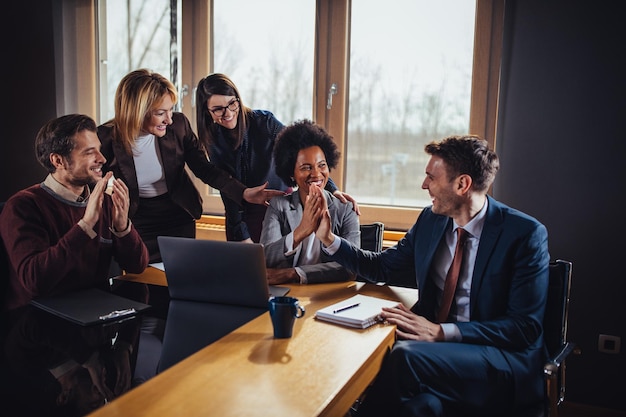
left=260, top=190, right=360, bottom=283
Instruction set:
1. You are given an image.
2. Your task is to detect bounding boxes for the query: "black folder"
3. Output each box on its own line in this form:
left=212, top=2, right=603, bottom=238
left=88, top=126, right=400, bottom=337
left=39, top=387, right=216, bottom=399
left=30, top=288, right=151, bottom=326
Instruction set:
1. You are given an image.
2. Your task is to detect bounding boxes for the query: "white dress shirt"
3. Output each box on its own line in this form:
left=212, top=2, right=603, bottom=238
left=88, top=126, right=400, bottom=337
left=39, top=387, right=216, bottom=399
left=437, top=200, right=488, bottom=340
left=133, top=133, right=167, bottom=198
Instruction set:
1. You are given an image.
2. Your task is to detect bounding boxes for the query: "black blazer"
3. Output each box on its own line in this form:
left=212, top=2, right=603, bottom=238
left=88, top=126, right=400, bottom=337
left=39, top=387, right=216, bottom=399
left=98, top=112, right=246, bottom=219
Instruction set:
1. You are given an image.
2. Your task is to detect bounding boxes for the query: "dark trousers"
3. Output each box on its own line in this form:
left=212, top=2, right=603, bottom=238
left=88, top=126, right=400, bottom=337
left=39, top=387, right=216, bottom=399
left=133, top=193, right=196, bottom=263
left=357, top=340, right=517, bottom=417
left=132, top=193, right=194, bottom=319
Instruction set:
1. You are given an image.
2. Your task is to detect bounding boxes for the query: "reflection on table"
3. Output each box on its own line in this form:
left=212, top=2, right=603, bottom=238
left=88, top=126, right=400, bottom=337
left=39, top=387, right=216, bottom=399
left=1, top=304, right=143, bottom=417
left=91, top=271, right=418, bottom=417
left=2, top=266, right=418, bottom=417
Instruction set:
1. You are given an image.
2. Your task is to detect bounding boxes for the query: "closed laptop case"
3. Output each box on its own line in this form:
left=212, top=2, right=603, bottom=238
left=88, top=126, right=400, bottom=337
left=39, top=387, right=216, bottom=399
left=30, top=288, right=151, bottom=326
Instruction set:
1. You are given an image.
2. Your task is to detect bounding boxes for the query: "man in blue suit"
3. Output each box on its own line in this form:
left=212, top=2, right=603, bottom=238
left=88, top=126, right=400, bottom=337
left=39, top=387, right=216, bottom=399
left=315, top=135, right=550, bottom=416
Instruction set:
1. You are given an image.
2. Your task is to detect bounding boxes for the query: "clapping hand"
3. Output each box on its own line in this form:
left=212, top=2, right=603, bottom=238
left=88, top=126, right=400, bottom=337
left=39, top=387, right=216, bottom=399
left=293, top=184, right=324, bottom=246
left=108, top=174, right=131, bottom=232
left=315, top=186, right=335, bottom=247
left=81, top=172, right=110, bottom=230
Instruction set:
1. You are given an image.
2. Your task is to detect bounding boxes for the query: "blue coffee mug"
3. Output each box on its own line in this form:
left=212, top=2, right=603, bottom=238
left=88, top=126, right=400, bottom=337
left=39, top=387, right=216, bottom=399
left=268, top=296, right=305, bottom=338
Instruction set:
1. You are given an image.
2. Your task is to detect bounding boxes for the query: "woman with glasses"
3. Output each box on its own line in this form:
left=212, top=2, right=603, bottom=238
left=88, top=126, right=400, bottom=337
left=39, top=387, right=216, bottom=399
left=196, top=73, right=359, bottom=243
left=98, top=69, right=283, bottom=263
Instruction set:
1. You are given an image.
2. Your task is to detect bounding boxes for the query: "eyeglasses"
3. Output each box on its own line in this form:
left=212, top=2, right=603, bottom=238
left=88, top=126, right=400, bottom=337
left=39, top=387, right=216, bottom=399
left=208, top=98, right=240, bottom=117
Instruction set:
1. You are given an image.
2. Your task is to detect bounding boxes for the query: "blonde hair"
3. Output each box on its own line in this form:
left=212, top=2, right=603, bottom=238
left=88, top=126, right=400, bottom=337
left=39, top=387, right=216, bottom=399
left=111, top=69, right=178, bottom=154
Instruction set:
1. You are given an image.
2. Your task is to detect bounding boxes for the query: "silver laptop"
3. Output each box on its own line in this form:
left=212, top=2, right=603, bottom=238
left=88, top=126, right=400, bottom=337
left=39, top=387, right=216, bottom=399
left=157, top=236, right=289, bottom=308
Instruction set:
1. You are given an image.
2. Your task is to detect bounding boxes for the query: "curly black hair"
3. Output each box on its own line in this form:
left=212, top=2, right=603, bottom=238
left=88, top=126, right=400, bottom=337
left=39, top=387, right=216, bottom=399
left=273, top=119, right=340, bottom=187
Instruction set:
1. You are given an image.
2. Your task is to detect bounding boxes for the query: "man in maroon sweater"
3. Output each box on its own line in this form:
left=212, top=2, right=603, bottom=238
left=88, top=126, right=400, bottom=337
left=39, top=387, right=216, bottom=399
left=0, top=114, right=149, bottom=311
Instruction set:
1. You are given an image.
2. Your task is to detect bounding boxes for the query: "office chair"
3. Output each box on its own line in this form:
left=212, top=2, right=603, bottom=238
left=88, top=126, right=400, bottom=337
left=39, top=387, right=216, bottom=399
left=359, top=222, right=384, bottom=252
left=513, top=259, right=579, bottom=417
left=357, top=223, right=416, bottom=288
left=356, top=223, right=384, bottom=283
left=541, top=259, right=579, bottom=417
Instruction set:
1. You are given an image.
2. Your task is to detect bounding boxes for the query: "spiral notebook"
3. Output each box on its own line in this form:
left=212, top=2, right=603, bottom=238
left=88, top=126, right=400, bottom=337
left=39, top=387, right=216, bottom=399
left=314, top=294, right=400, bottom=329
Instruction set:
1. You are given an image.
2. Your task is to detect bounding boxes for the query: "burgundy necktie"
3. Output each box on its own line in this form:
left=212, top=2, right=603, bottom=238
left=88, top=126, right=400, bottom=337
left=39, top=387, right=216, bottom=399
left=437, top=228, right=468, bottom=323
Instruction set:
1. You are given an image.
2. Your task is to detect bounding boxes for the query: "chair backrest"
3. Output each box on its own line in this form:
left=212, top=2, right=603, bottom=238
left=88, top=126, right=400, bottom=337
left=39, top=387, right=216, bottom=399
left=360, top=222, right=384, bottom=252
left=544, top=259, right=573, bottom=358
left=356, top=222, right=417, bottom=288
left=356, top=223, right=385, bottom=283
left=509, top=260, right=575, bottom=417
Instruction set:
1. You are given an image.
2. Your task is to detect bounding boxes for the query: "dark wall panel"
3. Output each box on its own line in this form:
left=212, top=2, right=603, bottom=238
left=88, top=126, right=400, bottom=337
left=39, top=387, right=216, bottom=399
left=495, top=0, right=625, bottom=409
left=3, top=1, right=56, bottom=201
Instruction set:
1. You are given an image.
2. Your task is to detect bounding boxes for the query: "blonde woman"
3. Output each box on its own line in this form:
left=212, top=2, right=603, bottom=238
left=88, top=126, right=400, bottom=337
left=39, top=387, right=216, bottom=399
left=98, top=69, right=282, bottom=262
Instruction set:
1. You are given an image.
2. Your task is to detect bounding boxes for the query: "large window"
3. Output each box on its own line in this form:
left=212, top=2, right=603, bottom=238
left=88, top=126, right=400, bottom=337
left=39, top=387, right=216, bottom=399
left=96, top=0, right=181, bottom=124
left=213, top=0, right=315, bottom=124
left=347, top=1, right=476, bottom=208
left=197, top=0, right=316, bottom=201
left=87, top=0, right=502, bottom=231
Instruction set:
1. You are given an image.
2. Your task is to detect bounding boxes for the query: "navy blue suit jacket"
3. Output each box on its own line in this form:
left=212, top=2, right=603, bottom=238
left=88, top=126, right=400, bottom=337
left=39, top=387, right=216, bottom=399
left=330, top=196, right=550, bottom=406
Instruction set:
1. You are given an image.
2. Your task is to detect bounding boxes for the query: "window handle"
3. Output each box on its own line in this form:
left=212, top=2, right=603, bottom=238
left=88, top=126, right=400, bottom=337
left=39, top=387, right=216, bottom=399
left=327, top=83, right=338, bottom=110
left=177, top=84, right=189, bottom=111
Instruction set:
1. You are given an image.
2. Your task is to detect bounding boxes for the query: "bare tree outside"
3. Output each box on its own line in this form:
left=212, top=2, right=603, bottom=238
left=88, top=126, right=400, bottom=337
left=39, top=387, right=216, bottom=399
left=347, top=0, right=475, bottom=207
left=97, top=0, right=475, bottom=210
left=212, top=0, right=315, bottom=125
left=99, top=0, right=173, bottom=123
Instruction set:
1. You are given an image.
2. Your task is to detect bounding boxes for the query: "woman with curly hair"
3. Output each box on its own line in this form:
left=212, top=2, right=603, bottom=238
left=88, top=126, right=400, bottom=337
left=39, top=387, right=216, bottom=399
left=259, top=120, right=360, bottom=285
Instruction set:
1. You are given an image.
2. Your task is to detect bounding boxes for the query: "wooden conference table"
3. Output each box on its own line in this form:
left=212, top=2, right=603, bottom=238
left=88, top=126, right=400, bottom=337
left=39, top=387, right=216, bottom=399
left=90, top=266, right=418, bottom=417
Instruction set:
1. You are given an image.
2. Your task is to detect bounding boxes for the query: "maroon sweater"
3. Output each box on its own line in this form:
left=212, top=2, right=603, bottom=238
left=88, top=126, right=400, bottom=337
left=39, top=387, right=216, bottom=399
left=1, top=183, right=149, bottom=310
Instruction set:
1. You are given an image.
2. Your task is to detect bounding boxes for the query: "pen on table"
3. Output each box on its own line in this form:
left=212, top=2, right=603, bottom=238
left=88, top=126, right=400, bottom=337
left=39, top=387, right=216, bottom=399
left=333, top=302, right=360, bottom=314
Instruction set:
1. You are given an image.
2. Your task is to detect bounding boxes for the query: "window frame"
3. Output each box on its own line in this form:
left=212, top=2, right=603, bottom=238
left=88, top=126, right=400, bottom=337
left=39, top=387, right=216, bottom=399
left=313, top=0, right=504, bottom=230
left=72, top=0, right=503, bottom=232
left=56, top=0, right=98, bottom=119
